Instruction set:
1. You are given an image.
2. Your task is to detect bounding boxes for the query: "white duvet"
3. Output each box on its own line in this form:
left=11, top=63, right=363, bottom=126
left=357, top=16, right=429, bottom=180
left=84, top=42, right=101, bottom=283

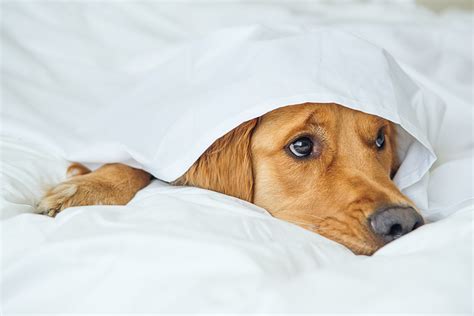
left=1, top=1, right=473, bottom=314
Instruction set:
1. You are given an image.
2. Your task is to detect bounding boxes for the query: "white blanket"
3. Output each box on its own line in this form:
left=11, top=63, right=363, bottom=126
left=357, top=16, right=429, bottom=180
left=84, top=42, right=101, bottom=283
left=1, top=1, right=473, bottom=314
left=1, top=137, right=472, bottom=313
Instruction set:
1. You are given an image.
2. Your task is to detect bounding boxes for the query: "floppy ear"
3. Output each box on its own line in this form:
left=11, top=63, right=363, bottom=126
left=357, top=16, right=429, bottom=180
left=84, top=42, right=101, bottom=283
left=173, top=119, right=258, bottom=202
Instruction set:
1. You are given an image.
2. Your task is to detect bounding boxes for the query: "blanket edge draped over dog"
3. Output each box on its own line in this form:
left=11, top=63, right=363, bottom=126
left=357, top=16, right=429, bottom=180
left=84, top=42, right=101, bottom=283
left=3, top=26, right=445, bottom=209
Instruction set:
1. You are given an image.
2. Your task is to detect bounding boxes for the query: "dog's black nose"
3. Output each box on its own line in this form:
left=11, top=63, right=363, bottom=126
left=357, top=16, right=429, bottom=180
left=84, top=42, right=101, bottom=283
left=369, top=206, right=424, bottom=242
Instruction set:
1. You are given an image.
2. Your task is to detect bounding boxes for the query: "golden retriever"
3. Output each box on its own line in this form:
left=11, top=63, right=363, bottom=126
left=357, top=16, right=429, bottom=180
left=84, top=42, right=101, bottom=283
left=38, top=103, right=424, bottom=255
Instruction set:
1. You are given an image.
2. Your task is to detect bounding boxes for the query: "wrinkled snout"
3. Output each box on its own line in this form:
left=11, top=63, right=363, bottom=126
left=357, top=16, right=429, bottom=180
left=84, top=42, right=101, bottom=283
left=369, top=206, right=424, bottom=243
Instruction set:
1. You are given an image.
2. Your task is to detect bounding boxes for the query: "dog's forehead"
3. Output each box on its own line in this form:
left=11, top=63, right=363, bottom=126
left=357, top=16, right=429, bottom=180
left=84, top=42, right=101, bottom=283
left=255, top=103, right=391, bottom=144
left=258, top=103, right=372, bottom=133
left=260, top=103, right=333, bottom=129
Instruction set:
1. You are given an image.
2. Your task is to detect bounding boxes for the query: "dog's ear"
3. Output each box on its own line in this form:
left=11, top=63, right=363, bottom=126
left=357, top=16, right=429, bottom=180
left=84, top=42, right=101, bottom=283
left=174, top=119, right=258, bottom=202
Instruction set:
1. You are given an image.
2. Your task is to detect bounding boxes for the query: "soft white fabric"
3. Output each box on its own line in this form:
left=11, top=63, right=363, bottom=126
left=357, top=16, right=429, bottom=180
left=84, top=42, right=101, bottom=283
left=1, top=1, right=473, bottom=314
left=1, top=136, right=472, bottom=313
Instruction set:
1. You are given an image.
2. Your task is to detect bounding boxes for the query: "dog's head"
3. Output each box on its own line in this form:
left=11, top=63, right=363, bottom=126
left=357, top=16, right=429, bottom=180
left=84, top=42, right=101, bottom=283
left=176, top=103, right=423, bottom=255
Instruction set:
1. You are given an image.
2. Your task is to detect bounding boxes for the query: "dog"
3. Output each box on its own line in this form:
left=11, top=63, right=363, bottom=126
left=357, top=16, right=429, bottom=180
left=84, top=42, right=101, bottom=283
left=38, top=103, right=424, bottom=255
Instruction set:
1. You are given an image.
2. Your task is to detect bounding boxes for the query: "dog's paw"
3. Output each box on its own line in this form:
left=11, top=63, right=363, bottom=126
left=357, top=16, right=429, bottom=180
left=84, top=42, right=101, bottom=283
left=37, top=163, right=96, bottom=217
left=37, top=176, right=109, bottom=217
left=37, top=163, right=150, bottom=217
left=37, top=182, right=80, bottom=217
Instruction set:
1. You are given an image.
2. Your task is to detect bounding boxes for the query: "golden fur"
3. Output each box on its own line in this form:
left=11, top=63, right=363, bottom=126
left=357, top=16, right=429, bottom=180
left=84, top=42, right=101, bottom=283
left=38, top=163, right=150, bottom=217
left=38, top=103, right=418, bottom=255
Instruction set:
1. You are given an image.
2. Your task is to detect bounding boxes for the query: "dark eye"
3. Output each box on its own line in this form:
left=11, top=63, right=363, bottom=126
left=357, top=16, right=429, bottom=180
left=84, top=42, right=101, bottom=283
left=375, top=129, right=385, bottom=149
left=288, top=137, right=313, bottom=158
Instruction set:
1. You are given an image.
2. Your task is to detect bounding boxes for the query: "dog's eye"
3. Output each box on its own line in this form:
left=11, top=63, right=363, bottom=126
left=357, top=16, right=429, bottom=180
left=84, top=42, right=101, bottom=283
left=289, top=137, right=313, bottom=157
left=375, top=129, right=385, bottom=149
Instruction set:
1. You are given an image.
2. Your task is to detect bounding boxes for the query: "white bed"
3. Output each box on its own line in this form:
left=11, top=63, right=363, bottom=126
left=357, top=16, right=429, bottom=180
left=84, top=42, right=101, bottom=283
left=1, top=1, right=473, bottom=314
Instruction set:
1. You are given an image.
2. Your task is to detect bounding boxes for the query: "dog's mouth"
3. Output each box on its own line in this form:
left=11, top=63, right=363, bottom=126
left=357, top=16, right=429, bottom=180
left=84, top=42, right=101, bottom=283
left=270, top=200, right=424, bottom=255
left=312, top=223, right=384, bottom=256
left=276, top=214, right=383, bottom=255
left=277, top=205, right=424, bottom=256
left=317, top=230, right=383, bottom=256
